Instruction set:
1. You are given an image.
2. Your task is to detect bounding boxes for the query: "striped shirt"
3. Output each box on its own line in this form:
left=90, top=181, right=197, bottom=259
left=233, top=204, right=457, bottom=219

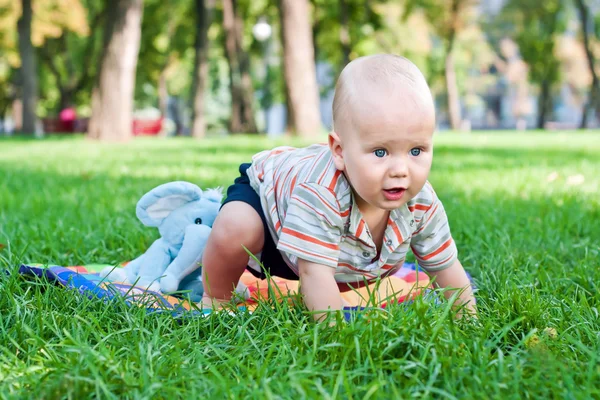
left=246, top=143, right=457, bottom=286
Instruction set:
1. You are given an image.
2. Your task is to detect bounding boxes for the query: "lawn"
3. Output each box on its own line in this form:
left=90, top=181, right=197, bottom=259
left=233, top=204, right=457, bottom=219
left=0, top=131, right=599, bottom=398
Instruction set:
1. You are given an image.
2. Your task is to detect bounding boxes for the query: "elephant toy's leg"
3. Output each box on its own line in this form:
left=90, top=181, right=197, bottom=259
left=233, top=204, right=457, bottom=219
left=122, top=254, right=146, bottom=283
left=177, top=269, right=204, bottom=302
left=160, top=224, right=211, bottom=294
left=134, top=238, right=172, bottom=292
left=100, top=253, right=145, bottom=283
left=99, top=264, right=129, bottom=283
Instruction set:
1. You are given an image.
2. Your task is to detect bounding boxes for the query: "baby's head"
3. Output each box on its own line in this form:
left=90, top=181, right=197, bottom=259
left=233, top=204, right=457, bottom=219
left=329, top=54, right=436, bottom=214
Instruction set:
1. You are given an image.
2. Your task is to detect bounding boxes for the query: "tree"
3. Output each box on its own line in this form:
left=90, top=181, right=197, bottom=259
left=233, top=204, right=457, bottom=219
left=0, top=1, right=18, bottom=132
left=574, top=0, right=600, bottom=128
left=136, top=0, right=191, bottom=134
left=17, top=0, right=37, bottom=135
left=502, top=0, right=565, bottom=129
left=2, top=0, right=98, bottom=122
left=88, top=0, right=143, bottom=141
left=191, top=0, right=215, bottom=138
left=404, top=0, right=477, bottom=131
left=311, top=0, right=384, bottom=70
left=279, top=0, right=321, bottom=137
left=0, top=69, right=16, bottom=133
left=136, top=0, right=174, bottom=118
left=338, top=0, right=351, bottom=67
left=37, top=0, right=105, bottom=113
left=223, top=0, right=257, bottom=133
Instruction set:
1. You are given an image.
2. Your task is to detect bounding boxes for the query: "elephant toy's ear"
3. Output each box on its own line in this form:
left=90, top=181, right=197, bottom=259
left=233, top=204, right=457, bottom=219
left=203, top=187, right=224, bottom=204
left=136, top=181, right=203, bottom=227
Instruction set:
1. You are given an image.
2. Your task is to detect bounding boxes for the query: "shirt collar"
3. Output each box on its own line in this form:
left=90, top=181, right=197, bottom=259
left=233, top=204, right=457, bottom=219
left=387, top=204, right=415, bottom=247
left=346, top=194, right=416, bottom=248
left=347, top=195, right=372, bottom=245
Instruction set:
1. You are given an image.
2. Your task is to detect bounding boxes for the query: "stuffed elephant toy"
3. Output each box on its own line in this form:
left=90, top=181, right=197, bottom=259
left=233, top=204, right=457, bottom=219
left=100, top=181, right=248, bottom=302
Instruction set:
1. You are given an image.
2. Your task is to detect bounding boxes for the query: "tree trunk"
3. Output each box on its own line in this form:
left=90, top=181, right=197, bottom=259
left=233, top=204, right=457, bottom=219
left=222, top=0, right=257, bottom=133
left=222, top=0, right=242, bottom=132
left=339, top=0, right=351, bottom=68
left=39, top=40, right=72, bottom=113
left=169, top=96, right=183, bottom=135
left=158, top=68, right=168, bottom=117
left=88, top=0, right=143, bottom=141
left=580, top=105, right=589, bottom=129
left=191, top=0, right=214, bottom=138
left=0, top=102, right=9, bottom=133
left=537, top=79, right=551, bottom=129
left=280, top=0, right=322, bottom=137
left=445, top=0, right=462, bottom=131
left=58, top=88, right=74, bottom=112
left=235, top=10, right=258, bottom=133
left=17, top=0, right=38, bottom=135
left=445, top=49, right=462, bottom=131
left=12, top=99, right=22, bottom=131
left=312, top=13, right=321, bottom=62
left=575, top=0, right=600, bottom=128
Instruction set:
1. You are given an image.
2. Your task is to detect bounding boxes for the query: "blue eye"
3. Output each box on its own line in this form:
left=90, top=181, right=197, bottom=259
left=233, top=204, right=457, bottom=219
left=374, top=149, right=387, bottom=158
left=410, top=148, right=421, bottom=156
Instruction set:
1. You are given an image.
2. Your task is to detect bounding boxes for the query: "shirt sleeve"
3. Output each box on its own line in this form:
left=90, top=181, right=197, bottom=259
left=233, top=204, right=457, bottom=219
left=277, top=183, right=343, bottom=268
left=410, top=189, right=458, bottom=272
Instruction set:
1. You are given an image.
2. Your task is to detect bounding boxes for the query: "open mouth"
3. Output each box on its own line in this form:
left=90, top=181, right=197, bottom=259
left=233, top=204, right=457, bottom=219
left=383, top=187, right=406, bottom=201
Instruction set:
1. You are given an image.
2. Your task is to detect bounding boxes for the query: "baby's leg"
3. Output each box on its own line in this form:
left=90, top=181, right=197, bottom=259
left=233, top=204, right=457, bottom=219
left=201, top=201, right=264, bottom=308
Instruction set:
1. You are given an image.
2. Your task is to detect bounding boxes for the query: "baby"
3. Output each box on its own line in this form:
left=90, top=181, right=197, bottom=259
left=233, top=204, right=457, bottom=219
left=201, top=54, right=476, bottom=320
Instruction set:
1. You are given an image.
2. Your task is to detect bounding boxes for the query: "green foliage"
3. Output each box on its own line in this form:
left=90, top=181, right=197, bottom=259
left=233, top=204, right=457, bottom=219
left=133, top=0, right=286, bottom=132
left=247, top=0, right=288, bottom=106
left=1, top=132, right=600, bottom=397
left=0, top=0, right=19, bottom=67
left=0, top=0, right=590, bottom=130
left=312, top=0, right=384, bottom=69
left=36, top=0, right=105, bottom=116
left=403, top=0, right=478, bottom=49
left=501, top=0, right=566, bottom=86
left=400, top=0, right=493, bottom=105
left=135, top=0, right=194, bottom=105
left=0, top=48, right=15, bottom=116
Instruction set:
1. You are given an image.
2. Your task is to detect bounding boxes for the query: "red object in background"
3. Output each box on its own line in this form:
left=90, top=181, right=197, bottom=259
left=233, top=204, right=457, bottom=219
left=59, top=107, right=77, bottom=132
left=42, top=115, right=163, bottom=136
left=59, top=108, right=76, bottom=120
left=43, top=107, right=84, bottom=134
left=42, top=117, right=89, bottom=133
left=132, top=118, right=163, bottom=136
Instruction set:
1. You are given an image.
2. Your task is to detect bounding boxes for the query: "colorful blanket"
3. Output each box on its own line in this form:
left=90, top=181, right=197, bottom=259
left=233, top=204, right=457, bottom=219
left=17, top=262, right=432, bottom=316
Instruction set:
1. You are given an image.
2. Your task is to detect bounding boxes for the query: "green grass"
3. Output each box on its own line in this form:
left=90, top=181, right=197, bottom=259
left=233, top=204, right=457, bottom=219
left=1, top=131, right=599, bottom=399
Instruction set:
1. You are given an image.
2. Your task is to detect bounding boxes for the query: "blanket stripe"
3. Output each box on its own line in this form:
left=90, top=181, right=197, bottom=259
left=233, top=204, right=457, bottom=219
left=17, top=262, right=433, bottom=316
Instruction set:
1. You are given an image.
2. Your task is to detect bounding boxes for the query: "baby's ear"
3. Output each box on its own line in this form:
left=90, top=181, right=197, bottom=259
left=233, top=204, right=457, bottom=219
left=329, top=131, right=345, bottom=170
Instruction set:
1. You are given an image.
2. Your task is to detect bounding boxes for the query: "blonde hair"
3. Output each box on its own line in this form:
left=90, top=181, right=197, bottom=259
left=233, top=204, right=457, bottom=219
left=332, top=54, right=433, bottom=131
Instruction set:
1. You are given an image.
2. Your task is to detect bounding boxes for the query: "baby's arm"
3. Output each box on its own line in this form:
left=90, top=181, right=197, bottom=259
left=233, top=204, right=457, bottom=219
left=298, top=258, right=343, bottom=322
left=429, top=259, right=477, bottom=317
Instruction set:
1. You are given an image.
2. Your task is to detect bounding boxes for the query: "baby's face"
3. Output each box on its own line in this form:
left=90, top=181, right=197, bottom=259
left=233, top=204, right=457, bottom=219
left=330, top=90, right=435, bottom=216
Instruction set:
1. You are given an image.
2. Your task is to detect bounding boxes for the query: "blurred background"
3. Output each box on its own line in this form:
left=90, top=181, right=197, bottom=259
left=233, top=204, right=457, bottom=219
left=1, top=0, right=599, bottom=140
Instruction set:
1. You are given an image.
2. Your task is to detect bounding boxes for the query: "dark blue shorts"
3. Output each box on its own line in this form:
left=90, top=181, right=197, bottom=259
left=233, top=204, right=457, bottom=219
left=220, top=163, right=298, bottom=280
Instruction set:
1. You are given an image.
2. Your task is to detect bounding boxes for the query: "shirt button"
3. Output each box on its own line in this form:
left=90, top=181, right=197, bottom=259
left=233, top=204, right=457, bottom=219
left=410, top=219, right=415, bottom=227
left=362, top=251, right=370, bottom=257
left=386, top=240, right=393, bottom=246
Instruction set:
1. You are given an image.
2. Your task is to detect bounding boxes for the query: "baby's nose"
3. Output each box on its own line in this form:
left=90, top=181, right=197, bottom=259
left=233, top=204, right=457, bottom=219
left=389, top=161, right=409, bottom=177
